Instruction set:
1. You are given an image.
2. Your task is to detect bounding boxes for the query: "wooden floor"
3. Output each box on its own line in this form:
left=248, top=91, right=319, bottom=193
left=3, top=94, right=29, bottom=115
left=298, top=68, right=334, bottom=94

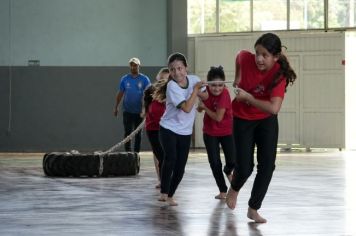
left=0, top=150, right=355, bottom=236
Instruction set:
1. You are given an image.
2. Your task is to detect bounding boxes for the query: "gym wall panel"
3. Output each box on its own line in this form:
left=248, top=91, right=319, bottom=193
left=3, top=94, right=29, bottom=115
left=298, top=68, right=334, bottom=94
left=296, top=33, right=345, bottom=149
left=281, top=55, right=299, bottom=110
left=0, top=0, right=10, bottom=65
left=0, top=68, right=10, bottom=135
left=303, top=54, right=344, bottom=71
left=303, top=73, right=344, bottom=110
left=194, top=35, right=254, bottom=75
left=0, top=0, right=167, bottom=66
left=0, top=66, right=161, bottom=152
left=187, top=37, right=195, bottom=71
left=278, top=112, right=299, bottom=144
left=293, top=34, right=344, bottom=52
left=278, top=55, right=300, bottom=145
left=303, top=112, right=345, bottom=148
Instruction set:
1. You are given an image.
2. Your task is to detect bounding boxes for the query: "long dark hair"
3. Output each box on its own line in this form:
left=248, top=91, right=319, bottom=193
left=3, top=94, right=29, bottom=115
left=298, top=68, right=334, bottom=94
left=255, top=33, right=297, bottom=91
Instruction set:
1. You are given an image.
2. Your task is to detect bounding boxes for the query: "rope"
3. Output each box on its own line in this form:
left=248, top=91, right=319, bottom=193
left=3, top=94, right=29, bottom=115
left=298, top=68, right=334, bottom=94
left=103, top=118, right=146, bottom=154
left=204, top=80, right=233, bottom=84
left=95, top=118, right=146, bottom=176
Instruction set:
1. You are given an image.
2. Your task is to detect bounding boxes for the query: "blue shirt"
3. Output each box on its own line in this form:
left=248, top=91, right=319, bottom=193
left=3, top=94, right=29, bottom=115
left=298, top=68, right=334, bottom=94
left=119, top=73, right=151, bottom=114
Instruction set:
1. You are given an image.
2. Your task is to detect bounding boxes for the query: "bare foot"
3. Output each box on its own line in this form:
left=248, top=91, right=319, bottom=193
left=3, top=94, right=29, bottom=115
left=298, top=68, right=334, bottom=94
left=167, top=197, right=178, bottom=206
left=226, top=187, right=238, bottom=209
left=215, top=192, right=227, bottom=199
left=247, top=207, right=267, bottom=223
left=158, top=193, right=168, bottom=202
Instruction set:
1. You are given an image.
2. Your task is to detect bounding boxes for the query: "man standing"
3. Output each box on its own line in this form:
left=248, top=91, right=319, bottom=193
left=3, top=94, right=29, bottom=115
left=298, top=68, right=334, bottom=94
left=113, top=57, right=151, bottom=152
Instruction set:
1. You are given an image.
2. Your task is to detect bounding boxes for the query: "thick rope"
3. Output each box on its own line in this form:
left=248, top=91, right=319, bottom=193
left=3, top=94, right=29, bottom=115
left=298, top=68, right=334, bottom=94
left=204, top=80, right=233, bottom=84
left=102, top=118, right=146, bottom=154
left=95, top=118, right=146, bottom=176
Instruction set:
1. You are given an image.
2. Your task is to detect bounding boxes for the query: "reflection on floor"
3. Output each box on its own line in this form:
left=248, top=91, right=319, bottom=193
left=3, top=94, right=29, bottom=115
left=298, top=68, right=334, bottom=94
left=0, top=150, right=355, bottom=236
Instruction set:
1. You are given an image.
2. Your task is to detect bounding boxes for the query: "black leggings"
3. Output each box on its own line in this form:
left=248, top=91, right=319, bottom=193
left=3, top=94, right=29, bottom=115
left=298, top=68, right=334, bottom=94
left=146, top=130, right=164, bottom=177
left=203, top=133, right=235, bottom=193
left=159, top=126, right=191, bottom=198
left=231, top=115, right=278, bottom=210
left=123, top=112, right=143, bottom=152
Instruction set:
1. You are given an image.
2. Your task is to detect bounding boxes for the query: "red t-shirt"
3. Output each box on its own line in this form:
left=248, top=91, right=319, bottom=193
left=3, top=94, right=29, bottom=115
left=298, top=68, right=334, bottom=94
left=203, top=87, right=233, bottom=136
left=145, top=100, right=165, bottom=131
left=232, top=50, right=286, bottom=120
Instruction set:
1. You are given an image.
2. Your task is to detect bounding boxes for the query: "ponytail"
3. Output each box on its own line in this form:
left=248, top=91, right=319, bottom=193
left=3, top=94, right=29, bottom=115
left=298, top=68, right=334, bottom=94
left=152, top=77, right=170, bottom=102
left=270, top=54, right=297, bottom=92
left=279, top=54, right=296, bottom=90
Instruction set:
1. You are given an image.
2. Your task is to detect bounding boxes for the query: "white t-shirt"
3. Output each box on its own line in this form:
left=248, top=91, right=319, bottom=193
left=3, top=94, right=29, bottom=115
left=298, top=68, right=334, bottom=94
left=159, top=75, right=200, bottom=135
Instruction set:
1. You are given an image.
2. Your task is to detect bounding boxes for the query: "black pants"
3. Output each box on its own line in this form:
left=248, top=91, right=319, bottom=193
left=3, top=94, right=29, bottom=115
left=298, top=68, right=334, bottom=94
left=203, top=133, right=235, bottom=193
left=123, top=112, right=143, bottom=152
left=159, top=126, right=191, bottom=197
left=146, top=130, right=164, bottom=177
left=231, top=115, right=278, bottom=210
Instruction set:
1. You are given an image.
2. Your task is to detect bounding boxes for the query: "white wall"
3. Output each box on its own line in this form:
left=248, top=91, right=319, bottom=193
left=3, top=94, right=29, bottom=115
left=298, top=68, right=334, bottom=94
left=345, top=31, right=356, bottom=150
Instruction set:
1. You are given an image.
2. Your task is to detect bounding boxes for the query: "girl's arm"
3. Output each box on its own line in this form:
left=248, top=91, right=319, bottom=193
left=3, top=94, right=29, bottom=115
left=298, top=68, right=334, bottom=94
left=199, top=102, right=226, bottom=122
left=235, top=88, right=283, bottom=115
left=180, top=81, right=204, bottom=113
left=233, top=58, right=241, bottom=88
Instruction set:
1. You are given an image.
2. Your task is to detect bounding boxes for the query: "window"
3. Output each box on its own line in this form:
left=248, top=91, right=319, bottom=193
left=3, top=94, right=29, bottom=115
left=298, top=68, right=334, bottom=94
left=290, top=0, right=324, bottom=30
left=188, top=0, right=217, bottom=34
left=219, top=0, right=251, bottom=32
left=328, top=0, right=356, bottom=28
left=253, top=0, right=287, bottom=31
left=187, top=0, right=355, bottom=34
